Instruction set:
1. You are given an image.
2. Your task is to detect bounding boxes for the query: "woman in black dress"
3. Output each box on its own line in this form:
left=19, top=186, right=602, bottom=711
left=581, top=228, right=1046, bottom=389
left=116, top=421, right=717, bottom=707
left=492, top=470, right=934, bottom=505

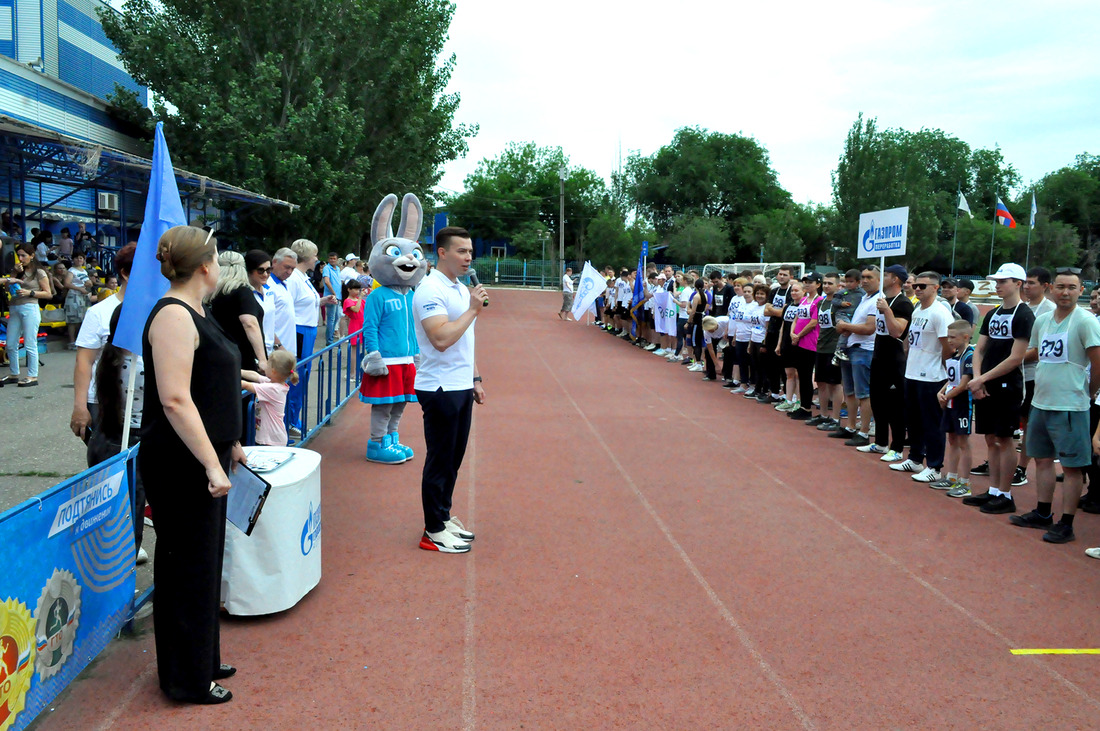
left=140, top=225, right=244, bottom=704
left=209, top=250, right=267, bottom=374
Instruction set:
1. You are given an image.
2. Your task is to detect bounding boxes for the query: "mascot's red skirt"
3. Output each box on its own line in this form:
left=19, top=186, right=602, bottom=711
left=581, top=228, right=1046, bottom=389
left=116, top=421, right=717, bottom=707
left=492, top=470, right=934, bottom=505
left=359, top=363, right=418, bottom=404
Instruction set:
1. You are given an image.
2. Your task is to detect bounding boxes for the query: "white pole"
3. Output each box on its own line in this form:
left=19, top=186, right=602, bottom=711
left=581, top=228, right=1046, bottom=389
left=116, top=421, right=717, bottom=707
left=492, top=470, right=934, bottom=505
left=119, top=352, right=138, bottom=452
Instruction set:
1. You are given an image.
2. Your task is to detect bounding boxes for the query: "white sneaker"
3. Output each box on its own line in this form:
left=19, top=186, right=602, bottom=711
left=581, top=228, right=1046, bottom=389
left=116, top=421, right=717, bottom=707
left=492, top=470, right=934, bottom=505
left=889, top=459, right=921, bottom=472
left=654, top=348, right=667, bottom=356
left=730, top=385, right=747, bottom=394
left=1085, top=547, right=1100, bottom=559
left=420, top=530, right=471, bottom=553
left=445, top=517, right=475, bottom=541
left=687, top=363, right=705, bottom=372
left=911, top=467, right=941, bottom=483
left=880, top=450, right=904, bottom=462
left=136, top=547, right=149, bottom=565
left=644, top=343, right=658, bottom=351
left=867, top=421, right=876, bottom=437
left=857, top=443, right=887, bottom=454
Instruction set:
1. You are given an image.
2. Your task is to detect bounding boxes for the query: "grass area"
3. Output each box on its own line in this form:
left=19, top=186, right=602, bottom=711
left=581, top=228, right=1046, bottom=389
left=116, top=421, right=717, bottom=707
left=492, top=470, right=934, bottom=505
left=0, top=470, right=71, bottom=478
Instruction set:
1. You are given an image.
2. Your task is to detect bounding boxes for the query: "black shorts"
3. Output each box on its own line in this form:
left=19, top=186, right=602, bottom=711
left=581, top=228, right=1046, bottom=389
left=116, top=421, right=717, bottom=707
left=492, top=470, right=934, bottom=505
left=974, top=380, right=1023, bottom=437
left=1022, top=379, right=1035, bottom=416
left=615, top=304, right=628, bottom=318
left=815, top=352, right=842, bottom=384
left=942, top=399, right=973, bottom=435
left=644, top=310, right=654, bottom=326
left=780, top=342, right=799, bottom=369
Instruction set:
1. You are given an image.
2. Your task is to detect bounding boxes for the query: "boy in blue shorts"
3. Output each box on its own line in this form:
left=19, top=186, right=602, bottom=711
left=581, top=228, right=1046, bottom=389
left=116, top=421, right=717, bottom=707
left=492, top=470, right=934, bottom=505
left=933, top=320, right=975, bottom=495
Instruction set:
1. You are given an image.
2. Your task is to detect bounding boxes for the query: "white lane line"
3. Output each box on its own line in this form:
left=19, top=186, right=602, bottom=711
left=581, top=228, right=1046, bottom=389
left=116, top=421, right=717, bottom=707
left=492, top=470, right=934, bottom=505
left=93, top=660, right=155, bottom=731
left=531, top=348, right=816, bottom=731
left=462, top=412, right=478, bottom=731
left=662, top=397, right=1100, bottom=712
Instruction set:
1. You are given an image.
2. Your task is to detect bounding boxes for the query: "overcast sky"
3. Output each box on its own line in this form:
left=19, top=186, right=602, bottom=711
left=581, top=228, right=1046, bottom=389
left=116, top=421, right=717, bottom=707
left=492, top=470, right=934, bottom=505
left=436, top=0, right=1100, bottom=206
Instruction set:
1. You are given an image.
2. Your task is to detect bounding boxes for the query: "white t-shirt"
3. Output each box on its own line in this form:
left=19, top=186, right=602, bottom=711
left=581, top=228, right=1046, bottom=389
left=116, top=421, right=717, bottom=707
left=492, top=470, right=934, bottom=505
left=1023, top=297, right=1056, bottom=382
left=287, top=268, right=320, bottom=327
left=267, top=278, right=297, bottom=357
left=703, top=316, right=730, bottom=344
left=413, top=269, right=476, bottom=392
left=676, top=287, right=691, bottom=319
left=747, top=302, right=767, bottom=343
left=562, top=274, right=574, bottom=294
left=904, top=300, right=953, bottom=381
left=75, top=294, right=122, bottom=403
left=340, top=266, right=359, bottom=284
left=253, top=285, right=276, bottom=355
left=848, top=291, right=881, bottom=351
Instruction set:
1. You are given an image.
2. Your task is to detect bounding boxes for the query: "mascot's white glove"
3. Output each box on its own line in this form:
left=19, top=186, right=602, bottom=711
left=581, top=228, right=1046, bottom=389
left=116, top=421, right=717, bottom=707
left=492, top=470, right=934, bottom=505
left=413, top=352, right=421, bottom=369
left=363, top=350, right=388, bottom=377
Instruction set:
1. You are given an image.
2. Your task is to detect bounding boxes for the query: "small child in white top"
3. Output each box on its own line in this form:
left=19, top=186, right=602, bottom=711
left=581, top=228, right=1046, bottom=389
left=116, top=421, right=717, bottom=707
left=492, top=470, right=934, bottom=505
left=242, top=349, right=298, bottom=446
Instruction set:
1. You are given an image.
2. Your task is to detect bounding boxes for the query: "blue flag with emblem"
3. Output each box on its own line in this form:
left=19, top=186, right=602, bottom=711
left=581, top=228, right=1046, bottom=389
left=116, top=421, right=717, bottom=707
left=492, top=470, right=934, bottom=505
left=112, top=122, right=188, bottom=354
left=630, top=240, right=648, bottom=337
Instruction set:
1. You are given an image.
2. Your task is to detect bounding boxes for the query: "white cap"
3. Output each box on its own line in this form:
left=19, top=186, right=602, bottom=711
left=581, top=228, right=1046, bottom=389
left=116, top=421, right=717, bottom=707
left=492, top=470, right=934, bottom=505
left=345, top=253, right=359, bottom=261
left=989, top=263, right=1026, bottom=281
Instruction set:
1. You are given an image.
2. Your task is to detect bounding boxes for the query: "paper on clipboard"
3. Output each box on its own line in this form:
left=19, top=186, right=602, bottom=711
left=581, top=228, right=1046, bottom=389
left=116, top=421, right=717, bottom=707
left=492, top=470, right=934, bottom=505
left=226, top=463, right=272, bottom=536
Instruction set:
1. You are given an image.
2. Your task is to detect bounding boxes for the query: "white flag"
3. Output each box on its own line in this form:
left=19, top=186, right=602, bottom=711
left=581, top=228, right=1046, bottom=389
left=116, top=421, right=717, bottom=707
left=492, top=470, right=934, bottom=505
left=571, top=261, right=605, bottom=322
left=1030, top=192, right=1037, bottom=228
left=653, top=290, right=674, bottom=335
left=958, top=192, right=973, bottom=219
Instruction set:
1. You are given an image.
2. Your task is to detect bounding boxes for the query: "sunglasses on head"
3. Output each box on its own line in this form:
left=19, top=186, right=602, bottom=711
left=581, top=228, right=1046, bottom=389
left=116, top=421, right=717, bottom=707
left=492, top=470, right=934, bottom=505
left=1056, top=267, right=1082, bottom=275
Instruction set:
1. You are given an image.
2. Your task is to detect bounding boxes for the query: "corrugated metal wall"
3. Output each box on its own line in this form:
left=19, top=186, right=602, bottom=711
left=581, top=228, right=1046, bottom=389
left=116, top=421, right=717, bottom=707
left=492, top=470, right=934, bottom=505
left=15, top=0, right=41, bottom=65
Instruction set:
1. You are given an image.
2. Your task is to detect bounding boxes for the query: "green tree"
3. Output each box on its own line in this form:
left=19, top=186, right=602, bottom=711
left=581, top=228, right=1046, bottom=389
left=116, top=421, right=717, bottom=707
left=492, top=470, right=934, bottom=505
left=665, top=215, right=731, bottom=264
left=444, top=142, right=605, bottom=260
left=584, top=208, right=636, bottom=268
left=739, top=209, right=806, bottom=263
left=101, top=0, right=475, bottom=248
left=1031, top=154, right=1100, bottom=273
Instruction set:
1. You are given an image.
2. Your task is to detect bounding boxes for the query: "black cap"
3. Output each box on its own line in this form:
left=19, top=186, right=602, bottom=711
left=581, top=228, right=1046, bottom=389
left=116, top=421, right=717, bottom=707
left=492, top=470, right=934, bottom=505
left=942, top=277, right=958, bottom=287
left=801, top=271, right=822, bottom=283
left=956, top=278, right=975, bottom=291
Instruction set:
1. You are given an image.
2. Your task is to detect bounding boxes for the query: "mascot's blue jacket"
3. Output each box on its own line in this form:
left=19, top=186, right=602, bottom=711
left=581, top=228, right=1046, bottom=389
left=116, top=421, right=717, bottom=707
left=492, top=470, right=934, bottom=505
left=362, top=287, right=419, bottom=364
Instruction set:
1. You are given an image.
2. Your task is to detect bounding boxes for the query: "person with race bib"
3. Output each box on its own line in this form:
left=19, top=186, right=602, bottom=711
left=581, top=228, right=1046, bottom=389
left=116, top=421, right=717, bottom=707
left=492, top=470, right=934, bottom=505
left=773, top=280, right=803, bottom=412
left=762, top=266, right=794, bottom=403
left=744, top=284, right=770, bottom=400
left=834, top=265, right=881, bottom=446
left=963, top=263, right=1035, bottom=515
left=828, top=269, right=864, bottom=439
left=858, top=264, right=912, bottom=459
left=727, top=277, right=752, bottom=390
left=810, top=272, right=844, bottom=431
left=933, top=320, right=976, bottom=496
left=891, top=271, right=953, bottom=482
left=1008, top=268, right=1100, bottom=543
left=788, top=273, right=823, bottom=422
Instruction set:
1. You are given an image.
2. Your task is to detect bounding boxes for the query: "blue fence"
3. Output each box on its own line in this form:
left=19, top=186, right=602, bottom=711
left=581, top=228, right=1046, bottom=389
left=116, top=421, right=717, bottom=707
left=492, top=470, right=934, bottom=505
left=0, top=326, right=367, bottom=729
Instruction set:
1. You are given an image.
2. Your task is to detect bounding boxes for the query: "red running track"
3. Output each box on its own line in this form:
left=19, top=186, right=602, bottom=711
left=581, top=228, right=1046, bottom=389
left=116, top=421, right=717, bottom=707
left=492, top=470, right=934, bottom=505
left=39, top=288, right=1100, bottom=730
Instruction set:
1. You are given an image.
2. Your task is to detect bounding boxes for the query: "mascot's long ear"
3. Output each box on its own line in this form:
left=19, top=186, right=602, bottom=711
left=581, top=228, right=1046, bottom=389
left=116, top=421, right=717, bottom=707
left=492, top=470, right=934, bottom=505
left=397, top=193, right=423, bottom=242
left=371, top=194, right=398, bottom=245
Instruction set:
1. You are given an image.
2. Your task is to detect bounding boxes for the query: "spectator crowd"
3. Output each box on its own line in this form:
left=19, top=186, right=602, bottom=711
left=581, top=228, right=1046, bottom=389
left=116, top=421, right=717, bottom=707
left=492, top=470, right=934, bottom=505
left=590, top=261, right=1100, bottom=559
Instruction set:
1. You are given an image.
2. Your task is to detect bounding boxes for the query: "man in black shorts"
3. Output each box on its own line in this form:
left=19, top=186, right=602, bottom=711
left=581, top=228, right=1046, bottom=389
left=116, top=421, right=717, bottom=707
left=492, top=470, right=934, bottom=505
left=963, top=263, right=1035, bottom=514
left=762, top=266, right=793, bottom=403
left=857, top=264, right=912, bottom=459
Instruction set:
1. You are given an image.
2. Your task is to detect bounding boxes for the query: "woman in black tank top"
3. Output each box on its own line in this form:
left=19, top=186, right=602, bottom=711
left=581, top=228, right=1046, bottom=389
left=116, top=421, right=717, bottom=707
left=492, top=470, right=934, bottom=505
left=139, top=226, right=243, bottom=705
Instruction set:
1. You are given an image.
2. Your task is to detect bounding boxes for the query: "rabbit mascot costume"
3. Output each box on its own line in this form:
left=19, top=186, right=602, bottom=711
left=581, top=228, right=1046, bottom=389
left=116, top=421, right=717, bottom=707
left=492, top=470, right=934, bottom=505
left=359, top=193, right=429, bottom=463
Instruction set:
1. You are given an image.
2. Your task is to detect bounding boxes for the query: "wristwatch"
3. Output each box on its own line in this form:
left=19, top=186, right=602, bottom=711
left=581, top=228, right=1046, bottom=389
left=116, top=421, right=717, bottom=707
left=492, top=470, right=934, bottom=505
left=473, top=376, right=482, bottom=383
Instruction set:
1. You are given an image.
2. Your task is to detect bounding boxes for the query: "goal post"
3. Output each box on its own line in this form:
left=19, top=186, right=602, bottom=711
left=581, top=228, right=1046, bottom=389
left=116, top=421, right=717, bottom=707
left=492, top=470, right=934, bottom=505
left=701, top=262, right=806, bottom=281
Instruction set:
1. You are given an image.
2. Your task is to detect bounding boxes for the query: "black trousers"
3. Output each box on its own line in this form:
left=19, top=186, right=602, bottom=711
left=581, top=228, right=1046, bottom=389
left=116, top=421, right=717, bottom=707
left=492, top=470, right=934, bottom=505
left=141, top=438, right=231, bottom=702
left=1086, top=404, right=1100, bottom=495
left=417, top=387, right=474, bottom=534
left=705, top=344, right=718, bottom=379
left=870, top=356, right=906, bottom=451
left=764, top=329, right=782, bottom=394
left=735, top=341, right=751, bottom=384
left=721, top=338, right=736, bottom=381
left=905, top=378, right=947, bottom=468
left=751, top=342, right=766, bottom=391
left=793, top=346, right=816, bottom=409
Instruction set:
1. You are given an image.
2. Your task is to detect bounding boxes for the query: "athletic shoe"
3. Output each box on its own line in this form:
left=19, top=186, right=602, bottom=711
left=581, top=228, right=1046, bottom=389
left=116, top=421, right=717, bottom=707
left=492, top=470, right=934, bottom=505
left=730, top=385, right=748, bottom=394
left=653, top=348, right=667, bottom=356
left=666, top=353, right=681, bottom=361
left=1009, top=510, right=1054, bottom=529
left=743, top=388, right=757, bottom=398
left=367, top=438, right=407, bottom=464
left=445, top=517, right=475, bottom=541
left=880, top=450, right=904, bottom=463
left=889, top=459, right=921, bottom=472
left=1085, top=547, right=1100, bottom=559
left=419, top=530, right=471, bottom=553
left=946, top=484, right=972, bottom=498
left=817, top=419, right=839, bottom=432
left=645, top=343, right=658, bottom=351
left=788, top=408, right=812, bottom=421
left=681, top=358, right=693, bottom=365
left=928, top=477, right=956, bottom=490
left=829, top=428, right=855, bottom=439
left=721, top=380, right=736, bottom=388
left=839, top=408, right=849, bottom=419
left=970, top=461, right=990, bottom=476
left=688, top=363, right=705, bottom=372
left=962, top=491, right=994, bottom=506
left=857, top=443, right=887, bottom=454
left=867, top=421, right=876, bottom=437
left=136, top=547, right=149, bottom=565
left=980, top=495, right=1016, bottom=514
left=702, top=376, right=716, bottom=381
left=774, top=399, right=792, bottom=411
left=1042, top=523, right=1075, bottom=544
left=1080, top=499, right=1100, bottom=514
left=288, top=426, right=302, bottom=438
left=912, top=467, right=941, bottom=483
left=805, top=415, right=826, bottom=426
left=758, top=394, right=779, bottom=404
left=1013, top=428, right=1023, bottom=439
left=618, top=332, right=631, bottom=339
left=845, top=434, right=870, bottom=447
left=1011, top=466, right=1028, bottom=486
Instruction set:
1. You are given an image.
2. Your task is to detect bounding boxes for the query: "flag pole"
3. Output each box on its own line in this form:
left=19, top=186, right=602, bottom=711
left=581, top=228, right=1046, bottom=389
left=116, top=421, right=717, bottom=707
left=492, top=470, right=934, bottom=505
left=951, top=196, right=960, bottom=277
left=1024, top=224, right=1033, bottom=269
left=119, top=352, right=138, bottom=452
left=988, top=201, right=997, bottom=276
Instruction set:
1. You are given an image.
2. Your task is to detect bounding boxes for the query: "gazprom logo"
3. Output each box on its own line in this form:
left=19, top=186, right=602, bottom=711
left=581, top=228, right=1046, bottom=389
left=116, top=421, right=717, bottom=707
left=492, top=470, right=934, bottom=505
left=862, top=219, right=904, bottom=253
left=301, top=501, right=322, bottom=556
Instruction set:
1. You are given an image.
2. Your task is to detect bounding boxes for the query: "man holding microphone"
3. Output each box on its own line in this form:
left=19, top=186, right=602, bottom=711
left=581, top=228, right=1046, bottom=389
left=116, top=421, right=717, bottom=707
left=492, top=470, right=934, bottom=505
left=413, top=227, right=488, bottom=553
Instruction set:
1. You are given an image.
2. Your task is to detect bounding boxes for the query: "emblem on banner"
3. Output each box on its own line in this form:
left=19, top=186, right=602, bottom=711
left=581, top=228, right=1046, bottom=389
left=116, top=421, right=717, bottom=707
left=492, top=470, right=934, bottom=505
left=34, top=570, right=82, bottom=679
left=300, top=501, right=322, bottom=556
left=0, top=598, right=35, bottom=731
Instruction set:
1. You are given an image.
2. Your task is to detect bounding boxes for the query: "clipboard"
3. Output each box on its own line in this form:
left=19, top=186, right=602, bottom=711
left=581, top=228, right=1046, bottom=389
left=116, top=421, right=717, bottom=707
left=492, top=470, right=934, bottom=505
left=226, top=463, right=272, bottom=536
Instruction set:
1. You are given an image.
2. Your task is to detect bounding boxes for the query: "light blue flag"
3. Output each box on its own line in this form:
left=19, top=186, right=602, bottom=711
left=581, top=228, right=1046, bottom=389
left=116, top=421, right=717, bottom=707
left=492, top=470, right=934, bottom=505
left=112, top=122, right=187, bottom=354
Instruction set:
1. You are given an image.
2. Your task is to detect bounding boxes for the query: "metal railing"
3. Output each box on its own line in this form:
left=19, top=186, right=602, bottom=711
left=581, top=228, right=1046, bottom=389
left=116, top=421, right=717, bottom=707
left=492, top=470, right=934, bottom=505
left=291, top=324, right=366, bottom=446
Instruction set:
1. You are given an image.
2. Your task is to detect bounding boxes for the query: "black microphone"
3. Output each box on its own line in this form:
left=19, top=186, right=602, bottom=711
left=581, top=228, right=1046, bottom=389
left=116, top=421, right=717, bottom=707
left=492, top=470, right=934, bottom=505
left=469, top=270, right=489, bottom=307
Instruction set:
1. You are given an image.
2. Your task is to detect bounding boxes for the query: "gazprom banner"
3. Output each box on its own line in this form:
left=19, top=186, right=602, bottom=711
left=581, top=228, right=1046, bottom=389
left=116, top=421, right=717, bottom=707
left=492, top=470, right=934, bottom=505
left=858, top=206, right=909, bottom=259
left=0, top=450, right=136, bottom=730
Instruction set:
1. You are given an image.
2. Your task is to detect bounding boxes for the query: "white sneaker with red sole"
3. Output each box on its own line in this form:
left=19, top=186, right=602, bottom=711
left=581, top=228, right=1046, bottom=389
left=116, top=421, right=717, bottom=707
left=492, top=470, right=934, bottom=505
left=420, top=530, right=471, bottom=553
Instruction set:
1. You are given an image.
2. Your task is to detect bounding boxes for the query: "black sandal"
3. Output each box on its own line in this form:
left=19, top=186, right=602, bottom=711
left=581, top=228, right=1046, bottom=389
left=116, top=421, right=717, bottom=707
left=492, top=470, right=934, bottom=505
left=213, top=664, right=236, bottom=680
left=196, top=684, right=233, bottom=704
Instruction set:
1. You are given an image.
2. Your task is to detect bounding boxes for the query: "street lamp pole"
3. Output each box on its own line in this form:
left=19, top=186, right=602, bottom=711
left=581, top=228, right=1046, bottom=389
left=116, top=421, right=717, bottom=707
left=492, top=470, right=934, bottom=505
left=541, top=232, right=546, bottom=289
left=558, top=166, right=566, bottom=277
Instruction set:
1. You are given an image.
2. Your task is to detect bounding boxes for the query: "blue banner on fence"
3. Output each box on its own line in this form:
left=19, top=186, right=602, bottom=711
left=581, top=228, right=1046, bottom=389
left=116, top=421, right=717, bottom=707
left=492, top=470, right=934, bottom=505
left=0, top=449, right=136, bottom=730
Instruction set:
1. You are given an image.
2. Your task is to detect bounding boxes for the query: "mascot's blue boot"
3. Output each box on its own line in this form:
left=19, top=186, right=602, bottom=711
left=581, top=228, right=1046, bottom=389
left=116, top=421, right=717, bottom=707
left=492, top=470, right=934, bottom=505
left=367, top=436, right=406, bottom=464
left=389, top=432, right=414, bottom=460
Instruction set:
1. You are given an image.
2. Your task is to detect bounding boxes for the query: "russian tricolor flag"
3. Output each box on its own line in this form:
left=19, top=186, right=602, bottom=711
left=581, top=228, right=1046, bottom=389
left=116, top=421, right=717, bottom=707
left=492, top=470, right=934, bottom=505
left=995, top=196, right=1017, bottom=228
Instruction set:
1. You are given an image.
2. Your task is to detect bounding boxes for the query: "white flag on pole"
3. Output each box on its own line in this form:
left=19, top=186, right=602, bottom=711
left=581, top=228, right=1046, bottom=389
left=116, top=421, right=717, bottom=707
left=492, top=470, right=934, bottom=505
left=571, top=261, right=605, bottom=322
left=958, top=192, right=973, bottom=219
left=1030, top=192, right=1037, bottom=228
left=653, top=290, right=674, bottom=335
